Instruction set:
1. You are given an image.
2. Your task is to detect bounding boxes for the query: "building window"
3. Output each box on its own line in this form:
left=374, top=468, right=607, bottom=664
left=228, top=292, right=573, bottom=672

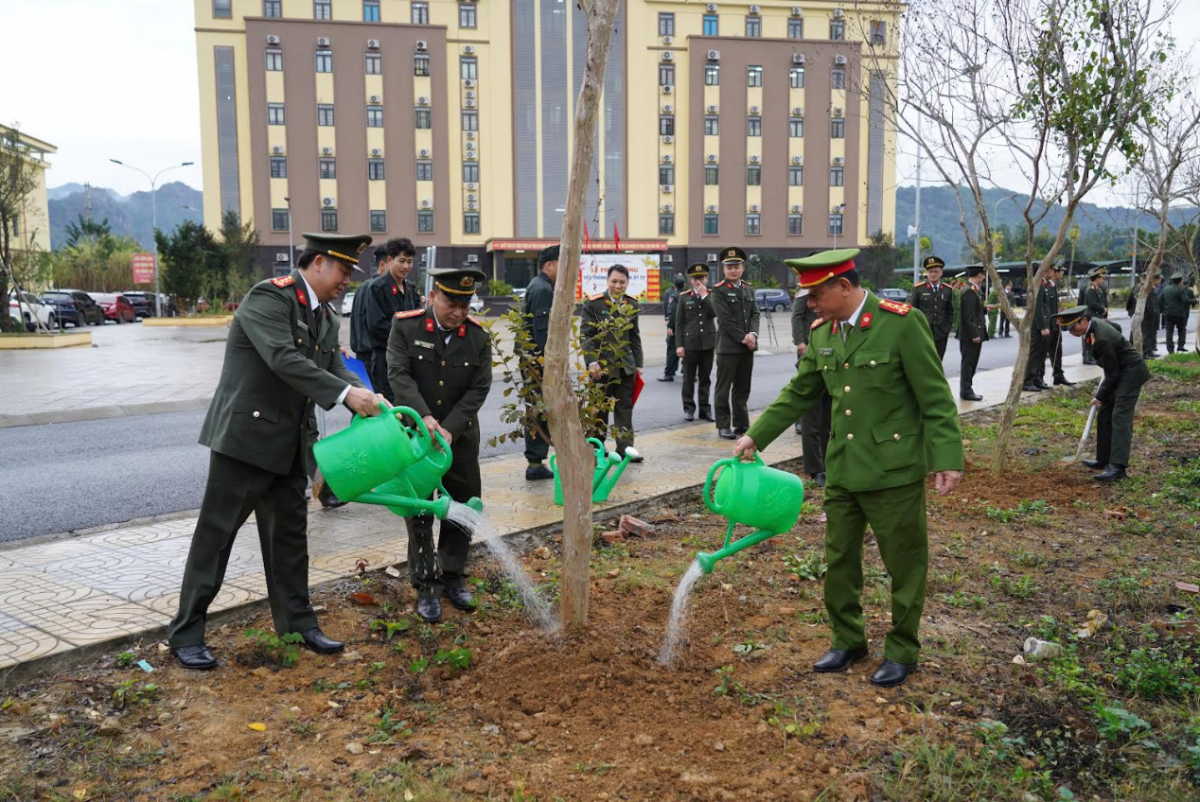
left=270, top=156, right=287, bottom=178
left=416, top=160, right=433, bottom=181
left=746, top=165, right=761, bottom=186
left=705, top=165, right=719, bottom=185
left=322, top=210, right=339, bottom=232
left=319, top=158, right=337, bottom=179
left=745, top=16, right=761, bottom=38
left=746, top=214, right=761, bottom=235
left=659, top=115, right=674, bottom=136
left=659, top=214, right=675, bottom=236
left=788, top=214, right=803, bottom=235
left=704, top=214, right=719, bottom=235
left=263, top=0, right=282, bottom=16
left=830, top=20, right=845, bottom=40
left=464, top=213, right=480, bottom=234
left=265, top=49, right=283, bottom=71
left=365, top=52, right=382, bottom=74
left=371, top=211, right=387, bottom=232
left=832, top=67, right=846, bottom=90
left=747, top=116, right=761, bottom=137
left=789, top=165, right=803, bottom=186
left=415, top=108, right=432, bottom=129
left=790, top=117, right=804, bottom=137
left=704, top=64, right=720, bottom=86
left=414, top=54, right=430, bottom=76
left=659, top=64, right=675, bottom=86
left=417, top=210, right=434, bottom=232
left=367, top=106, right=384, bottom=127
left=659, top=12, right=675, bottom=36
left=363, top=0, right=380, bottom=21
left=829, top=213, right=844, bottom=235
left=830, top=165, right=844, bottom=186
left=316, top=49, right=333, bottom=73
left=368, top=159, right=385, bottom=180
left=747, top=65, right=762, bottom=87
left=703, top=14, right=719, bottom=36
left=317, top=104, right=335, bottom=126
left=831, top=117, right=845, bottom=138
left=870, top=20, right=887, bottom=43
left=314, top=0, right=331, bottom=20
left=267, top=103, right=285, bottom=125
left=412, top=2, right=429, bottom=24
left=462, top=110, right=478, bottom=132
left=463, top=162, right=479, bottom=182
left=213, top=0, right=232, bottom=19
left=704, top=116, right=720, bottom=136
left=460, top=57, right=477, bottom=81
left=790, top=66, right=805, bottom=88
left=272, top=208, right=289, bottom=231
left=659, top=165, right=675, bottom=186
left=460, top=3, right=477, bottom=28
left=788, top=19, right=803, bottom=39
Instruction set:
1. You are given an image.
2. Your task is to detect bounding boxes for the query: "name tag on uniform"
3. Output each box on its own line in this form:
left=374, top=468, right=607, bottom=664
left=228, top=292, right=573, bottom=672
left=415, top=340, right=435, bottom=349
left=819, top=347, right=833, bottom=356
left=297, top=320, right=309, bottom=331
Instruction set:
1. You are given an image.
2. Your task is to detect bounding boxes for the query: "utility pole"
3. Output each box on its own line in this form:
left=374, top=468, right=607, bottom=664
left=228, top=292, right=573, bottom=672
left=912, top=114, right=922, bottom=285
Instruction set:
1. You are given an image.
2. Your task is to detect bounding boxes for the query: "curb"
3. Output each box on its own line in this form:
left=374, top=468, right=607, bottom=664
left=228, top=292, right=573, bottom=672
left=0, top=398, right=212, bottom=429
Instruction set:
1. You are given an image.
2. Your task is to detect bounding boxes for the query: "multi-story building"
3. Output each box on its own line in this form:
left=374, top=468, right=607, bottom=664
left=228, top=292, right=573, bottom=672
left=0, top=124, right=56, bottom=256
left=195, top=0, right=898, bottom=287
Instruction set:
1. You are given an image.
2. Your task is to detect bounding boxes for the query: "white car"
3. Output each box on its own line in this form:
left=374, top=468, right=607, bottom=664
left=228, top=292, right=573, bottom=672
left=7, top=291, right=57, bottom=331
left=470, top=295, right=484, bottom=314
left=341, top=290, right=356, bottom=317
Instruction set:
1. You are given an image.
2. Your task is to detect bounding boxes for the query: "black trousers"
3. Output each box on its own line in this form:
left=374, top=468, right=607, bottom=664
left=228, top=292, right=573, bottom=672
left=168, top=448, right=317, bottom=647
left=406, top=428, right=482, bottom=599
left=999, top=313, right=1011, bottom=337
left=799, top=393, right=832, bottom=476
left=1096, top=374, right=1146, bottom=468
left=1141, top=316, right=1159, bottom=357
left=590, top=370, right=637, bottom=454
left=715, top=352, right=754, bottom=430
left=933, top=333, right=950, bottom=361
left=1034, top=327, right=1066, bottom=382
left=370, top=351, right=396, bottom=403
left=1024, top=331, right=1047, bottom=384
left=959, top=339, right=982, bottom=395
left=664, top=332, right=679, bottom=377
left=522, top=368, right=551, bottom=464
left=681, top=348, right=714, bottom=416
left=1166, top=315, right=1188, bottom=353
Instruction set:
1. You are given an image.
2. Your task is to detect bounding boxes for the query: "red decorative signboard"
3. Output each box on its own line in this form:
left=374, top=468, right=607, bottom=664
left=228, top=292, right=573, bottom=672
left=132, top=254, right=156, bottom=284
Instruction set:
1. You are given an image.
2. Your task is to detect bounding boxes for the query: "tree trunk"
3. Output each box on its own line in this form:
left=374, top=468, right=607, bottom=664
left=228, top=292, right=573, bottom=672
left=990, top=288, right=1037, bottom=476
left=543, top=0, right=620, bottom=629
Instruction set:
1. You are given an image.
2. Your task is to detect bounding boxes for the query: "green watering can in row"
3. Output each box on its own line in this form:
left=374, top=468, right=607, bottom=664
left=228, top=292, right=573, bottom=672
left=696, top=454, right=805, bottom=574
left=550, top=438, right=639, bottom=505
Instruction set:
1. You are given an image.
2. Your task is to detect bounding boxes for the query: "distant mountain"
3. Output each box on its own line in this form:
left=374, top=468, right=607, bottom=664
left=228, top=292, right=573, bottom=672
left=47, top=182, right=203, bottom=250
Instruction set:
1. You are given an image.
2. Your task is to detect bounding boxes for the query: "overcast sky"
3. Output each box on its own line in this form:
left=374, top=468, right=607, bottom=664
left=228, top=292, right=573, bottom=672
left=4, top=0, right=1197, bottom=207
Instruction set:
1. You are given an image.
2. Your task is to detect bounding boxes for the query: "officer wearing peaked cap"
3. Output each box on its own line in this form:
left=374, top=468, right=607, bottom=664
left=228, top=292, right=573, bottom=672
left=712, top=247, right=760, bottom=439
left=956, top=265, right=988, bottom=401
left=675, top=263, right=717, bottom=422
left=1081, top=267, right=1109, bottom=365
left=387, top=266, right=493, bottom=623
left=521, top=245, right=560, bottom=480
left=168, top=232, right=387, bottom=670
left=1160, top=269, right=1192, bottom=354
left=734, top=248, right=964, bottom=688
left=907, top=256, right=956, bottom=360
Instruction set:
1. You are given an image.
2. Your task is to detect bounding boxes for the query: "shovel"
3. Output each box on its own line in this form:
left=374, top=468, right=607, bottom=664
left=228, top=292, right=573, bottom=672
left=1062, top=404, right=1098, bottom=464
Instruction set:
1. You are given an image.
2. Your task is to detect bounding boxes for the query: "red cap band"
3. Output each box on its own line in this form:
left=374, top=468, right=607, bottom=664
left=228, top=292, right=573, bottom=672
left=793, top=259, right=856, bottom=289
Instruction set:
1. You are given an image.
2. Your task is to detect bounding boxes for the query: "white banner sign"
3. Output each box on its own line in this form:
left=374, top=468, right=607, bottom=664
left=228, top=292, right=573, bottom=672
left=578, top=253, right=662, bottom=301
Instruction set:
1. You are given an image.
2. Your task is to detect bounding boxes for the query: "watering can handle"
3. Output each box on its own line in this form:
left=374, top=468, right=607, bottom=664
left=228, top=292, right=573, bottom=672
left=703, top=453, right=764, bottom=515
left=385, top=404, right=433, bottom=461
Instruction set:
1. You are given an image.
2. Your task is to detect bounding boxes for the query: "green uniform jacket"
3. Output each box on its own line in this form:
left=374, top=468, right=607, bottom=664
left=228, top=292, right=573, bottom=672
left=1087, top=318, right=1150, bottom=405
left=386, top=308, right=493, bottom=443
left=1160, top=282, right=1189, bottom=318
left=907, top=281, right=955, bottom=340
left=199, top=271, right=362, bottom=475
left=581, top=293, right=643, bottom=374
left=521, top=270, right=555, bottom=354
left=1029, top=281, right=1057, bottom=331
left=711, top=280, right=760, bottom=355
left=746, top=293, right=964, bottom=492
left=1084, top=285, right=1108, bottom=319
left=957, top=283, right=988, bottom=341
left=791, top=292, right=821, bottom=346
left=674, top=288, right=717, bottom=350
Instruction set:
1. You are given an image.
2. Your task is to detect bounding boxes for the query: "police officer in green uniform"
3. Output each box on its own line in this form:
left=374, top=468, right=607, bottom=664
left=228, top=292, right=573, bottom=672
left=168, top=233, right=386, bottom=670
left=907, top=256, right=955, bottom=360
left=674, top=263, right=717, bottom=422
left=1055, top=305, right=1149, bottom=482
left=1132, top=275, right=1162, bottom=358
left=957, top=265, right=988, bottom=400
left=790, top=285, right=831, bottom=487
left=712, top=247, right=760, bottom=439
left=1022, top=276, right=1054, bottom=392
left=387, top=267, right=493, bottom=622
left=582, top=264, right=644, bottom=459
left=734, top=249, right=964, bottom=687
left=365, top=237, right=423, bottom=400
left=659, top=275, right=685, bottom=382
left=1081, top=267, right=1108, bottom=365
left=521, top=245, right=559, bottom=480
left=1044, top=265, right=1074, bottom=385
left=1161, top=270, right=1191, bottom=354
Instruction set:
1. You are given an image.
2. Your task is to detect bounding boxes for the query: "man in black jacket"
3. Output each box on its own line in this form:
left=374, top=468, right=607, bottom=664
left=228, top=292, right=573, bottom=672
left=364, top=238, right=423, bottom=400
left=789, top=285, right=831, bottom=486
left=659, top=275, right=684, bottom=381
left=521, top=245, right=558, bottom=480
left=957, top=266, right=988, bottom=400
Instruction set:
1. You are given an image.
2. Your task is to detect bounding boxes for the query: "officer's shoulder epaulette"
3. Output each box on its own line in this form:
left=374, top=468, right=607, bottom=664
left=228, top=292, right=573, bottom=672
left=810, top=317, right=826, bottom=330
left=466, top=315, right=483, bottom=327
left=394, top=309, right=425, bottom=320
left=743, top=281, right=753, bottom=287
left=588, top=292, right=606, bottom=301
left=270, top=275, right=295, bottom=288
left=879, top=299, right=912, bottom=316
left=714, top=281, right=728, bottom=289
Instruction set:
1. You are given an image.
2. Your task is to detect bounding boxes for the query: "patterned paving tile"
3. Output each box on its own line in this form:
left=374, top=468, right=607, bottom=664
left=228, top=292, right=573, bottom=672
left=11, top=592, right=170, bottom=647
left=0, top=569, right=100, bottom=608
left=91, top=526, right=187, bottom=550
left=0, top=627, right=73, bottom=669
left=6, top=538, right=106, bottom=570
left=140, top=585, right=256, bottom=619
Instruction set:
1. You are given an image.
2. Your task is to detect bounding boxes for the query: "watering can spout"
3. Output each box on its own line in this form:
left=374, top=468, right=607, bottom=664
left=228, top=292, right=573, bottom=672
left=595, top=447, right=637, bottom=499
left=355, top=492, right=451, bottom=519
left=464, top=497, right=484, bottom=514
left=695, top=551, right=719, bottom=575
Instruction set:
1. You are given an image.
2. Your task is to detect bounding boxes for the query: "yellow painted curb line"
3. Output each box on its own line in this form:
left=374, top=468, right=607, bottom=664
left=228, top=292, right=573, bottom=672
left=143, top=316, right=233, bottom=327
left=0, top=332, right=92, bottom=349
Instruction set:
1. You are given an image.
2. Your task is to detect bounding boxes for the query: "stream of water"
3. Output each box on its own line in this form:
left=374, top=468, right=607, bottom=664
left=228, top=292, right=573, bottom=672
left=657, top=560, right=706, bottom=666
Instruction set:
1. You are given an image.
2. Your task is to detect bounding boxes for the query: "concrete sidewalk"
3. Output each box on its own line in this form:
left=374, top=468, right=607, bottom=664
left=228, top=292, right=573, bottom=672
left=0, top=360, right=1102, bottom=675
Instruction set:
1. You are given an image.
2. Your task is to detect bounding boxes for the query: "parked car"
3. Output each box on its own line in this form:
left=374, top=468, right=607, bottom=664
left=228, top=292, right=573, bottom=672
left=512, top=287, right=527, bottom=301
left=754, top=288, right=791, bottom=313
left=40, top=290, right=105, bottom=327
left=121, top=291, right=157, bottom=317
left=470, top=295, right=484, bottom=314
left=877, top=288, right=909, bottom=303
left=88, top=293, right=138, bottom=324
left=341, top=290, right=356, bottom=317
left=7, top=291, right=57, bottom=331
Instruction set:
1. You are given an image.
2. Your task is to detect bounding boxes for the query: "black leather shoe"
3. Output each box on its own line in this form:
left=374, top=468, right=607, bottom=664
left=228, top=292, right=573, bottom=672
left=417, top=598, right=442, bottom=623
left=525, top=464, right=554, bottom=481
left=794, top=422, right=803, bottom=435
left=1095, top=465, right=1128, bottom=482
left=445, top=586, right=477, bottom=612
left=1022, top=383, right=1044, bottom=392
left=1083, top=358, right=1098, bottom=366
left=733, top=427, right=747, bottom=437
left=684, top=412, right=695, bottom=422
left=318, top=484, right=347, bottom=509
left=960, top=392, right=983, bottom=401
left=812, top=472, right=826, bottom=488
left=300, top=627, right=344, bottom=654
left=870, top=660, right=917, bottom=687
left=699, top=412, right=715, bottom=422
left=1081, top=459, right=1102, bottom=469
left=1035, top=381, right=1051, bottom=390
left=171, top=644, right=217, bottom=670
left=1053, top=377, right=1075, bottom=386
left=718, top=428, right=737, bottom=440
left=813, top=647, right=868, bottom=672
left=656, top=376, right=674, bottom=382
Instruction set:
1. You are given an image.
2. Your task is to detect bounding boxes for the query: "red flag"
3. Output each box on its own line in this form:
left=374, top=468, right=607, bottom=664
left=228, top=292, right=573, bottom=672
left=584, top=222, right=590, bottom=251
left=632, top=372, right=645, bottom=406
left=613, top=222, right=621, bottom=251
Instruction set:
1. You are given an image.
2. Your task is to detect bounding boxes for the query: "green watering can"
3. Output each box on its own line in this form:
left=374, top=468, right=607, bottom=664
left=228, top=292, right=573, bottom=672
left=355, top=431, right=483, bottom=519
left=696, top=454, right=805, bottom=574
left=551, top=439, right=640, bottom=505
left=313, top=403, right=431, bottom=501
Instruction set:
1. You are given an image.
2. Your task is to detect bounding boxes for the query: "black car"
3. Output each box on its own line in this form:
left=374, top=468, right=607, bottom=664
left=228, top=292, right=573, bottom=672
left=755, top=288, right=792, bottom=313
left=40, top=290, right=105, bottom=327
left=122, top=291, right=156, bottom=318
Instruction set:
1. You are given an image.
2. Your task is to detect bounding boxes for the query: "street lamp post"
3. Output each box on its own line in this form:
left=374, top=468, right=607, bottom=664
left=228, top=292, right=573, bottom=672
left=109, top=159, right=194, bottom=317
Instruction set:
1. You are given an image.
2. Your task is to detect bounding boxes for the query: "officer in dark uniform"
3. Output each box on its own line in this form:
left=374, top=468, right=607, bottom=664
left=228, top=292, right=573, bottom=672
left=167, top=233, right=386, bottom=670
left=674, top=263, right=716, bottom=422
left=1045, top=265, right=1074, bottom=385
left=712, top=247, right=760, bottom=439
left=521, top=245, right=558, bottom=480
left=907, top=256, right=955, bottom=360
left=350, top=245, right=388, bottom=366
left=365, top=237, right=423, bottom=400
left=1131, top=275, right=1162, bottom=358
left=1161, top=270, right=1191, bottom=353
left=659, top=275, right=685, bottom=382
left=582, top=264, right=644, bottom=459
left=1022, top=276, right=1053, bottom=392
left=956, top=266, right=988, bottom=400
left=387, top=267, right=493, bottom=623
left=1055, top=305, right=1149, bottom=482
left=1081, top=267, right=1108, bottom=365
left=790, top=285, right=831, bottom=487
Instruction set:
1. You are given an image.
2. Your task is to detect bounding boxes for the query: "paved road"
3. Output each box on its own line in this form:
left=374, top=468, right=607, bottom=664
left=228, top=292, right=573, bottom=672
left=0, top=312, right=1124, bottom=544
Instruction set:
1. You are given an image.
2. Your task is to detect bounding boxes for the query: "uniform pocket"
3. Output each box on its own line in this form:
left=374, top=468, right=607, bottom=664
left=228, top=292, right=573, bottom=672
left=872, top=424, right=920, bottom=473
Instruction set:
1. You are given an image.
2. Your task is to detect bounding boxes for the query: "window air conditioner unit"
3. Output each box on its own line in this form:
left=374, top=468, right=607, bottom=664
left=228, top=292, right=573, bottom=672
left=465, top=79, right=475, bottom=88
left=367, top=39, right=380, bottom=49
left=750, top=204, right=760, bottom=212
left=322, top=146, right=333, bottom=155
left=418, top=96, right=429, bottom=105
left=662, top=51, right=674, bottom=61
left=750, top=5, right=760, bottom=14
left=662, top=203, right=673, bottom=212
left=466, top=98, right=476, bottom=107
left=275, top=253, right=290, bottom=262
left=663, top=255, right=674, bottom=263
left=464, top=45, right=475, bottom=54
left=422, top=199, right=431, bottom=208
left=707, top=207, right=717, bottom=214
left=267, top=35, right=280, bottom=45
left=467, top=182, right=477, bottom=191
left=416, top=40, right=428, bottom=51
left=272, top=145, right=283, bottom=154
left=792, top=155, right=802, bottom=164
left=662, top=185, right=674, bottom=193
left=835, top=55, right=847, bottom=65
left=663, top=104, right=673, bottom=113
left=317, top=37, right=331, bottom=46
left=662, top=154, right=672, bottom=163
left=466, top=132, right=475, bottom=140
left=707, top=252, right=718, bottom=260
left=834, top=8, right=845, bottom=18
left=793, top=106, right=804, bottom=115
left=833, top=156, right=844, bottom=164
left=750, top=154, right=760, bottom=163
left=750, top=105, right=759, bottom=114
left=323, top=197, right=334, bottom=206
left=663, top=36, right=673, bottom=45
left=369, top=94, right=381, bottom=103
left=466, top=254, right=479, bottom=263
left=663, top=85, right=673, bottom=94
left=792, top=204, right=802, bottom=213
left=792, top=7, right=802, bottom=16
left=467, top=201, right=477, bottom=210
left=662, top=135, right=673, bottom=144
left=371, top=148, right=382, bottom=156
left=466, top=90, right=475, bottom=99
left=467, top=193, right=477, bottom=201
left=419, top=148, right=430, bottom=157
left=834, top=107, right=844, bottom=116
left=707, top=50, right=721, bottom=60
left=707, top=3, right=718, bottom=12
left=707, top=154, right=717, bottom=163
left=793, top=54, right=806, bottom=64
left=707, top=104, right=718, bottom=113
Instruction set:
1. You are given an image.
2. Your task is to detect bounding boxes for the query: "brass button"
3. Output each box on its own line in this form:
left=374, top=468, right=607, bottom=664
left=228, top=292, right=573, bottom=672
left=464, top=361, right=469, bottom=366
left=252, top=411, right=260, bottom=418
left=845, top=409, right=852, bottom=416
left=438, top=380, right=444, bottom=386
left=847, top=433, right=854, bottom=440
left=296, top=338, right=302, bottom=344
left=870, top=360, right=877, bottom=366
left=441, top=360, right=447, bottom=366
left=893, top=433, right=901, bottom=441
left=437, top=399, right=443, bottom=406
left=843, top=385, right=851, bottom=392
left=843, top=362, right=850, bottom=369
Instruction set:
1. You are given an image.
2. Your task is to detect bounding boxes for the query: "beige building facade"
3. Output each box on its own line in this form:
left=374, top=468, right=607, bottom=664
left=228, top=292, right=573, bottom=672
left=1, top=125, right=56, bottom=256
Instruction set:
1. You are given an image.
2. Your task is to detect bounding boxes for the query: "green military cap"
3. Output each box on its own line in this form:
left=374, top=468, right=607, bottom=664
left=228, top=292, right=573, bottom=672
left=1052, top=304, right=1090, bottom=328
left=300, top=232, right=372, bottom=271
left=923, top=255, right=946, bottom=271
left=1086, top=266, right=1107, bottom=279
left=686, top=262, right=709, bottom=279
left=430, top=266, right=486, bottom=297
left=1171, top=269, right=1189, bottom=281
left=785, top=248, right=861, bottom=288
left=538, top=244, right=560, bottom=266
left=720, top=246, right=748, bottom=264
